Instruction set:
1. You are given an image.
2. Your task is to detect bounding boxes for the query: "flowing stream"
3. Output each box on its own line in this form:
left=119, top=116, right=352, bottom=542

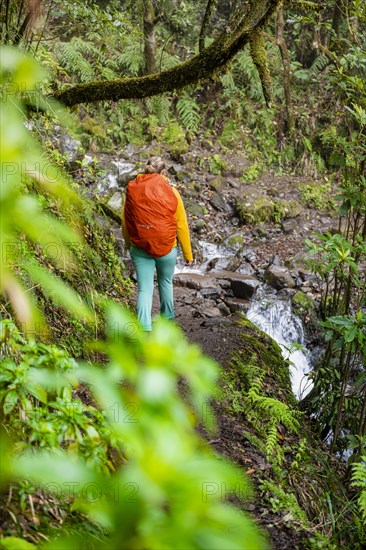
left=178, top=241, right=314, bottom=400
left=246, top=286, right=313, bottom=399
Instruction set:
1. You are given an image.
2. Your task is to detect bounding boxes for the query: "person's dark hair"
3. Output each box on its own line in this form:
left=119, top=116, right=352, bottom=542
left=145, top=157, right=165, bottom=174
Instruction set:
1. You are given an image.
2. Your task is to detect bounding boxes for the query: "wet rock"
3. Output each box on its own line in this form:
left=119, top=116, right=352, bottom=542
left=201, top=288, right=221, bottom=299
left=237, top=262, right=256, bottom=276
left=224, top=297, right=250, bottom=313
left=264, top=266, right=296, bottom=290
left=224, top=232, right=244, bottom=253
left=208, top=176, right=225, bottom=192
left=209, top=193, right=228, bottom=212
left=203, top=307, right=222, bottom=318
left=242, top=248, right=257, bottom=263
left=225, top=257, right=242, bottom=272
left=281, top=219, right=297, bottom=234
left=217, top=302, right=231, bottom=316
left=206, top=258, right=219, bottom=271
left=217, top=279, right=231, bottom=289
left=174, top=273, right=216, bottom=290
left=107, top=192, right=122, bottom=213
left=209, top=271, right=260, bottom=299
left=193, top=220, right=206, bottom=233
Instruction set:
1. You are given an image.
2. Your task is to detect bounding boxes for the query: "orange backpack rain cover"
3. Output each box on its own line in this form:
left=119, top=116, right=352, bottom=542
left=124, top=173, right=178, bottom=258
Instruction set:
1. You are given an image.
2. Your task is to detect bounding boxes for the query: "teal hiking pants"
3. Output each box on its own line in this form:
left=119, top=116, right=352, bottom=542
left=130, top=245, right=178, bottom=331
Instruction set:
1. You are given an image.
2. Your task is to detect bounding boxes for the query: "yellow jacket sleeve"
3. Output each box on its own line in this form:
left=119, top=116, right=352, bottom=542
left=121, top=196, right=131, bottom=249
left=172, top=187, right=193, bottom=262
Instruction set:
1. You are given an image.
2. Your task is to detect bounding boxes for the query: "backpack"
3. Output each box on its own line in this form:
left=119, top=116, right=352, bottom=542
left=124, top=173, right=178, bottom=258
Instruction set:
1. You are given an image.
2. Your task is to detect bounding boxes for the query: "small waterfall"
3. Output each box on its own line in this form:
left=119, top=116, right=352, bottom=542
left=174, top=241, right=225, bottom=274
left=175, top=240, right=240, bottom=274
left=247, top=286, right=313, bottom=400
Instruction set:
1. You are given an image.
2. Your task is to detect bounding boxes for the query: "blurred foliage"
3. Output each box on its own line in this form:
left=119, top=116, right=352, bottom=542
left=0, top=44, right=265, bottom=550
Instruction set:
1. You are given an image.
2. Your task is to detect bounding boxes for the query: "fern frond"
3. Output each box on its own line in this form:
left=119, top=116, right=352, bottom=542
left=351, top=457, right=366, bottom=522
left=59, top=40, right=95, bottom=82
left=176, top=95, right=201, bottom=133
left=146, top=95, right=171, bottom=125
left=310, top=54, right=329, bottom=73
left=265, top=422, right=279, bottom=459
left=117, top=43, right=144, bottom=75
left=220, top=72, right=236, bottom=92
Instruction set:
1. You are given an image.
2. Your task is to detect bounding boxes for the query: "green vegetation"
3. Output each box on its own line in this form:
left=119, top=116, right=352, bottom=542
left=1, top=0, right=366, bottom=546
left=0, top=44, right=266, bottom=550
left=298, top=182, right=336, bottom=211
left=209, top=154, right=228, bottom=175
left=292, top=291, right=315, bottom=316
left=221, top=317, right=365, bottom=548
left=161, top=122, right=189, bottom=159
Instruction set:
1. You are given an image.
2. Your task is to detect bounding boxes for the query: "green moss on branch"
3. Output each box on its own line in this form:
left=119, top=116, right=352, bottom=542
left=249, top=28, right=272, bottom=107
left=54, top=0, right=280, bottom=107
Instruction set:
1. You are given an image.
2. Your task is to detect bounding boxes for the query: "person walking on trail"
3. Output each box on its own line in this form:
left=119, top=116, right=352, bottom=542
left=122, top=157, right=193, bottom=332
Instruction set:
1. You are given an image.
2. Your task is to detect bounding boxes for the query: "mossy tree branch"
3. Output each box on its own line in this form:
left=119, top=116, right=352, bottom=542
left=198, top=0, right=218, bottom=53
left=54, top=0, right=280, bottom=107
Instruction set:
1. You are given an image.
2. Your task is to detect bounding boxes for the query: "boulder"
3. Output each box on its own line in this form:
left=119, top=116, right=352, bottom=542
left=281, top=218, right=298, bottom=234
left=173, top=273, right=216, bottom=290
left=107, top=192, right=122, bottom=213
left=208, top=176, right=225, bottom=192
left=264, top=266, right=296, bottom=290
left=186, top=202, right=207, bottom=217
left=236, top=189, right=301, bottom=225
left=209, top=192, right=229, bottom=212
left=201, top=288, right=222, bottom=299
left=203, top=307, right=222, bottom=318
left=209, top=271, right=260, bottom=299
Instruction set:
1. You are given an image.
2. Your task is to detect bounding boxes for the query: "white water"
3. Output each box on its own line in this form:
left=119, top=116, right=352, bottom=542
left=94, top=160, right=135, bottom=192
left=175, top=240, right=238, bottom=274
left=174, top=241, right=224, bottom=274
left=174, top=241, right=314, bottom=400
left=247, top=287, right=313, bottom=400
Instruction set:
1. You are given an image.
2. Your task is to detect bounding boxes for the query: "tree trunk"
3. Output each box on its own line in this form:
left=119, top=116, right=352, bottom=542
left=143, top=0, right=157, bottom=74
left=276, top=2, right=295, bottom=136
left=54, top=0, right=280, bottom=107
left=199, top=0, right=217, bottom=52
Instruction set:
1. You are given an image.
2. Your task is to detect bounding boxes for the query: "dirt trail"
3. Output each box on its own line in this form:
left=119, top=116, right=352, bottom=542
left=150, top=287, right=312, bottom=549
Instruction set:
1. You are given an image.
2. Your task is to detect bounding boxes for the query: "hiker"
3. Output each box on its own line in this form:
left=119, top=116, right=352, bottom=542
left=122, top=157, right=193, bottom=331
